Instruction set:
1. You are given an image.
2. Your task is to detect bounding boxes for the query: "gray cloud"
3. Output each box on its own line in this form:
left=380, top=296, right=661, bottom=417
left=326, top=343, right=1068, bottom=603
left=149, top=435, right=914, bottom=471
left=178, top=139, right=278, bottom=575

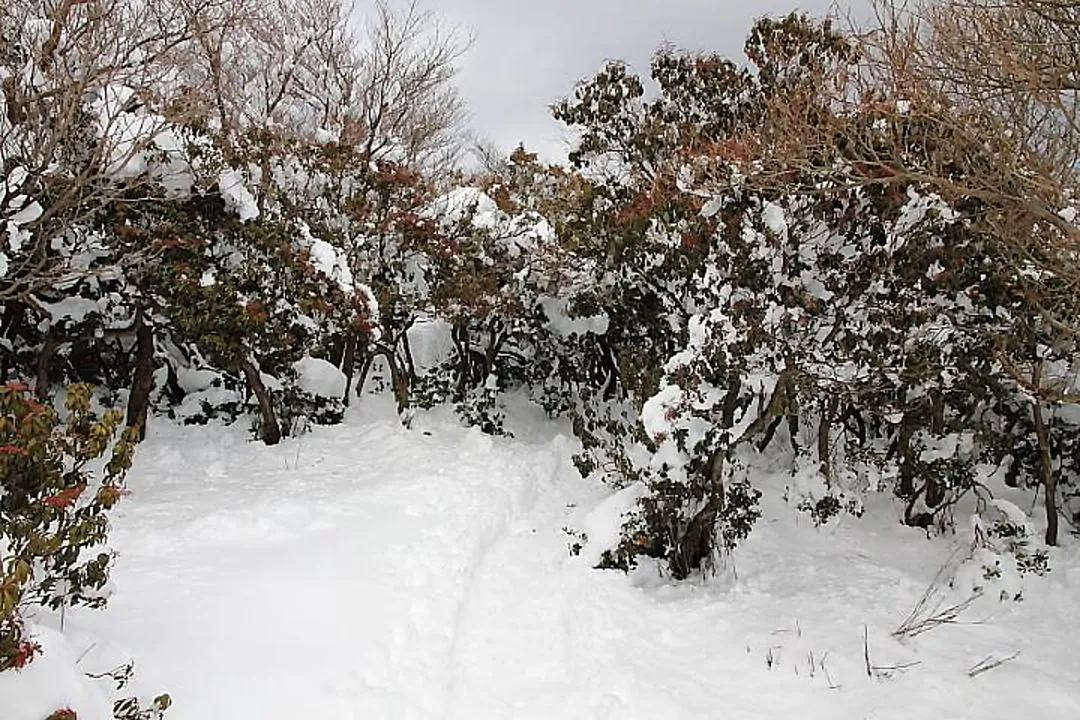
left=426, top=0, right=860, bottom=161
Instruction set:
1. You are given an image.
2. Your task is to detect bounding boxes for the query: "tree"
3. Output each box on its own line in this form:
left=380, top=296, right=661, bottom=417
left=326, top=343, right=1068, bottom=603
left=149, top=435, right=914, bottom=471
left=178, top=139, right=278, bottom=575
left=744, top=0, right=1080, bottom=544
left=0, top=0, right=209, bottom=301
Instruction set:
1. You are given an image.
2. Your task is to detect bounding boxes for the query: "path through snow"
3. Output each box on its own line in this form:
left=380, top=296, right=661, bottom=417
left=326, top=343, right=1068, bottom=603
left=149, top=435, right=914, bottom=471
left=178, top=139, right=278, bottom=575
left=7, top=401, right=1080, bottom=719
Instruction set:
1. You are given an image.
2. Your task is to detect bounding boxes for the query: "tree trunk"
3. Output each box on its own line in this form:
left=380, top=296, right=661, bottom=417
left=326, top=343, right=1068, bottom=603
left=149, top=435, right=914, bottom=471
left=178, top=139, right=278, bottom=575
left=896, top=412, right=917, bottom=499
left=125, top=307, right=155, bottom=442
left=341, top=332, right=357, bottom=407
left=328, top=333, right=346, bottom=368
left=671, top=449, right=728, bottom=580
left=387, top=350, right=410, bottom=415
left=0, top=302, right=25, bottom=381
left=401, top=328, right=417, bottom=382
left=818, top=396, right=838, bottom=485
left=355, top=352, right=375, bottom=401
left=452, top=323, right=471, bottom=401
left=240, top=358, right=281, bottom=445
left=721, top=379, right=741, bottom=430
left=35, top=336, right=62, bottom=400
left=1030, top=371, right=1059, bottom=545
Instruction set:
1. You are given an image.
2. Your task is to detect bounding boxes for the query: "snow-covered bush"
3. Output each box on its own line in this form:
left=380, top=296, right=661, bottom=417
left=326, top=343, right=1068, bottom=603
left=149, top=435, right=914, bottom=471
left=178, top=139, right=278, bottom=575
left=954, top=499, right=1051, bottom=603
left=0, top=383, right=135, bottom=671
left=548, top=11, right=1080, bottom=577
left=272, top=357, right=348, bottom=436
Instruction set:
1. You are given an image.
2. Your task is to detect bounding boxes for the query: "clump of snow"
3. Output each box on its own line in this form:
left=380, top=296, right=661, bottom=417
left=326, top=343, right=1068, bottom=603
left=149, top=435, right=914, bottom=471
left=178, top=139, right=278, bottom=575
left=576, top=482, right=647, bottom=567
left=314, top=128, right=338, bottom=145
left=176, top=367, right=226, bottom=395
left=406, top=318, right=455, bottom=372
left=762, top=201, right=788, bottom=238
left=307, top=236, right=354, bottom=293
left=218, top=169, right=259, bottom=221
left=39, top=297, right=103, bottom=325
left=292, top=355, right=346, bottom=398
left=0, top=624, right=113, bottom=720
left=427, top=186, right=553, bottom=258
left=429, top=186, right=498, bottom=225
left=539, top=296, right=609, bottom=337
left=355, top=283, right=381, bottom=341
left=983, top=498, right=1035, bottom=535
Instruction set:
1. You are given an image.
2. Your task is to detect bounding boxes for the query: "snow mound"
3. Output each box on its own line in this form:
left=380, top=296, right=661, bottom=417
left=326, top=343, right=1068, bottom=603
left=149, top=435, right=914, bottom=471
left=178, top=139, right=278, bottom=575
left=292, top=355, right=346, bottom=398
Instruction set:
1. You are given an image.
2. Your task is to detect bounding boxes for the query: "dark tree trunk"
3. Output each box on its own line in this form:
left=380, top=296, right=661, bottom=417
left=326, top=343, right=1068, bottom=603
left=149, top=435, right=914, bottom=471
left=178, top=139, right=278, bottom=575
left=341, top=332, right=357, bottom=407
left=721, top=380, right=741, bottom=430
left=1, top=302, right=25, bottom=381
left=386, top=349, right=410, bottom=415
left=758, top=414, right=785, bottom=453
left=896, top=412, right=917, bottom=499
left=818, top=396, right=838, bottom=485
left=452, top=323, right=471, bottom=402
left=355, top=352, right=375, bottom=401
left=401, top=328, right=417, bottom=382
left=328, top=333, right=346, bottom=368
left=240, top=357, right=281, bottom=445
left=1031, top=386, right=1059, bottom=546
left=162, top=359, right=185, bottom=405
left=35, top=336, right=62, bottom=400
left=125, top=308, right=155, bottom=442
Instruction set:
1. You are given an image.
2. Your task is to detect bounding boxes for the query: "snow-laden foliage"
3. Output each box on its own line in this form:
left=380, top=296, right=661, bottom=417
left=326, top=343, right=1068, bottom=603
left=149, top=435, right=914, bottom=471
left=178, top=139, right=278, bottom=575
left=547, top=12, right=1078, bottom=577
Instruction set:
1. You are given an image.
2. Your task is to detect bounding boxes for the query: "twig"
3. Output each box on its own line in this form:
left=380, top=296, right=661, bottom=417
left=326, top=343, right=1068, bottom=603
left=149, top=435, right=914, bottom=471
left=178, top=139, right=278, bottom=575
left=894, top=590, right=983, bottom=637
left=74, top=642, right=97, bottom=666
left=893, top=548, right=983, bottom=638
left=823, top=657, right=841, bottom=690
left=864, top=625, right=872, bottom=677
left=968, top=651, right=1020, bottom=678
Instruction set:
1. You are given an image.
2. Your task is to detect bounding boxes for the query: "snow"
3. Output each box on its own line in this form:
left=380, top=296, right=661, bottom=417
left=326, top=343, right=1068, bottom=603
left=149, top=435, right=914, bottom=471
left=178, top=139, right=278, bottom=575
left=762, top=201, right=788, bottom=238
left=218, top=169, right=259, bottom=221
left=577, top=482, right=647, bottom=567
left=641, top=383, right=683, bottom=440
left=429, top=186, right=500, bottom=225
left=0, top=625, right=113, bottom=720
left=293, top=355, right=346, bottom=398
left=539, top=296, right=610, bottom=337
left=39, top=296, right=103, bottom=324
left=308, top=237, right=354, bottom=293
left=4, top=400, right=1080, bottom=719
left=428, top=187, right=553, bottom=258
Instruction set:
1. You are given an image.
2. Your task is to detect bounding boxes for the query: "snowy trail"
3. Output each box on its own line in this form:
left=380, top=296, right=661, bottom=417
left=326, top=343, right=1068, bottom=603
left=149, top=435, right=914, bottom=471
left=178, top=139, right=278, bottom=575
left=447, top=471, right=1080, bottom=720
left=27, top=403, right=1080, bottom=719
left=73, top=406, right=556, bottom=719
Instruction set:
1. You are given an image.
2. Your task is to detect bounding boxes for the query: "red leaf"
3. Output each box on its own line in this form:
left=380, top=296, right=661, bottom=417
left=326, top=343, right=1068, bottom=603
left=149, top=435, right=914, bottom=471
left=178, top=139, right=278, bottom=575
left=12, top=641, right=41, bottom=669
left=42, top=483, right=87, bottom=510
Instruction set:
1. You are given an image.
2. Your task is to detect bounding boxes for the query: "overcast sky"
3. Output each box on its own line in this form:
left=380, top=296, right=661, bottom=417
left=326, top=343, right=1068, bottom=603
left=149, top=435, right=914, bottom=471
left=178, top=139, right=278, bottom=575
left=423, top=0, right=861, bottom=161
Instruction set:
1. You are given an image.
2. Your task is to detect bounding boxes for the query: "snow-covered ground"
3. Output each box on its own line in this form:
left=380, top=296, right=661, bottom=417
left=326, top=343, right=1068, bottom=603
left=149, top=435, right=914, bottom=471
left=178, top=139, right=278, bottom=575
left=4, top=397, right=1080, bottom=719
